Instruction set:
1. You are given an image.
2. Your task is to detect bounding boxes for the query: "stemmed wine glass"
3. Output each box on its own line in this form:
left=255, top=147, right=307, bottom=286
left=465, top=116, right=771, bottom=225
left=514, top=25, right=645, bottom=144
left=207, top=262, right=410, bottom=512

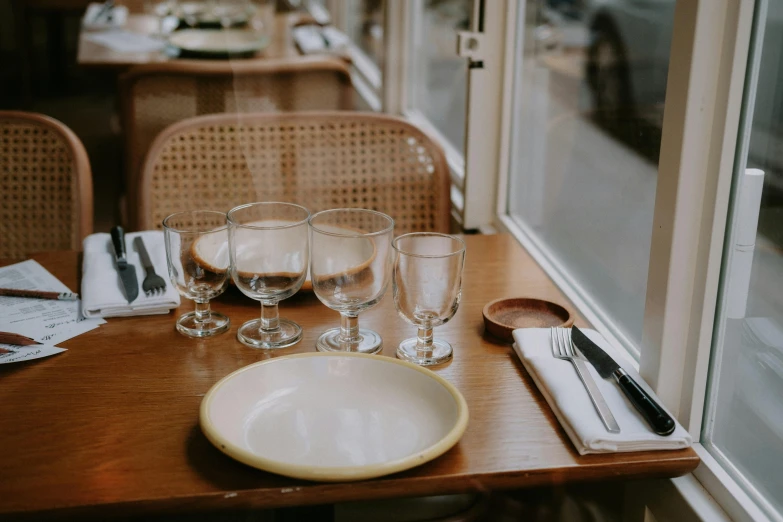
left=392, top=233, right=466, bottom=366
left=227, top=202, right=309, bottom=349
left=163, top=210, right=231, bottom=337
left=309, top=208, right=394, bottom=354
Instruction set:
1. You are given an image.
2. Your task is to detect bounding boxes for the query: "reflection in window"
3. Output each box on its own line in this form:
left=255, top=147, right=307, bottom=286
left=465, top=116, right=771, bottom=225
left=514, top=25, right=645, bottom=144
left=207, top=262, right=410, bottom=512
left=343, top=0, right=385, bottom=70
left=409, top=0, right=471, bottom=153
left=507, top=0, right=675, bottom=350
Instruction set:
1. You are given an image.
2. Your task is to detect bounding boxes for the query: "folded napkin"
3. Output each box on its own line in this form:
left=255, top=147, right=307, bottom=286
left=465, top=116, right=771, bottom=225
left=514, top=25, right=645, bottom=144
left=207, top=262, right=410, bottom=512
left=83, top=30, right=166, bottom=53
left=82, top=231, right=180, bottom=318
left=512, top=328, right=692, bottom=454
left=82, top=3, right=129, bottom=31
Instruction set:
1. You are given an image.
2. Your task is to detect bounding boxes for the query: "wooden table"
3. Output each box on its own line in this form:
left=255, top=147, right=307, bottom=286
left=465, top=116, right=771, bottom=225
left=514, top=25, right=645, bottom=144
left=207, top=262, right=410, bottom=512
left=0, top=235, right=699, bottom=520
left=77, top=13, right=302, bottom=68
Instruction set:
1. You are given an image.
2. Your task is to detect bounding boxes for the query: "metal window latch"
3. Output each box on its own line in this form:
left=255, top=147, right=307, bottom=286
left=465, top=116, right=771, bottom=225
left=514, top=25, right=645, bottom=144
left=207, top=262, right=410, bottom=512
left=457, top=31, right=485, bottom=69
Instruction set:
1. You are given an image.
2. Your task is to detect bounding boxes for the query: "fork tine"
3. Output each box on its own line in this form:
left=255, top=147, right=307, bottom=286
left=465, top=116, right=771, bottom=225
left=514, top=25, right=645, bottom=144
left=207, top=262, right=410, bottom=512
left=550, top=327, right=557, bottom=358
left=553, top=327, right=564, bottom=358
left=565, top=328, right=575, bottom=357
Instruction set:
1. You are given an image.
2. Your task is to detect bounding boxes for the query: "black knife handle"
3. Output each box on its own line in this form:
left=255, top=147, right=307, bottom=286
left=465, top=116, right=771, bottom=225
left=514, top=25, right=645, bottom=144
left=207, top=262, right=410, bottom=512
left=617, top=373, right=676, bottom=436
left=110, top=226, right=127, bottom=265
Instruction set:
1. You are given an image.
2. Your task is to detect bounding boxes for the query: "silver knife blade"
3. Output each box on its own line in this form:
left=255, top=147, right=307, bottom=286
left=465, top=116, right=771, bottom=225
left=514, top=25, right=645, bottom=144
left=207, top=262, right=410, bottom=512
left=571, top=325, right=618, bottom=378
left=117, top=264, right=139, bottom=304
left=572, top=325, right=677, bottom=436
left=111, top=226, right=139, bottom=304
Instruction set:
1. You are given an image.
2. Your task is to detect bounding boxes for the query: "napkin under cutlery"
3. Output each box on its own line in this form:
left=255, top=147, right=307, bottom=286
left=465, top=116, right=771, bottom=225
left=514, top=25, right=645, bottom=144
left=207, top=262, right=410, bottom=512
left=512, top=328, right=692, bottom=455
left=82, top=231, right=180, bottom=318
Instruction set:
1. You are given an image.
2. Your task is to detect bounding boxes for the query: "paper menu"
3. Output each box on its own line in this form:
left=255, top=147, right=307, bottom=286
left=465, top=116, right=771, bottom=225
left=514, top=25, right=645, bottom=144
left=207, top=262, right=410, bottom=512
left=0, top=260, right=105, bottom=345
left=0, top=344, right=67, bottom=365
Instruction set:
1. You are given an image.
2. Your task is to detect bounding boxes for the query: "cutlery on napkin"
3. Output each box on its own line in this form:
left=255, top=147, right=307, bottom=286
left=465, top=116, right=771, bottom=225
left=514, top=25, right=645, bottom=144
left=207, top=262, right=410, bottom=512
left=512, top=328, right=692, bottom=454
left=81, top=231, right=180, bottom=318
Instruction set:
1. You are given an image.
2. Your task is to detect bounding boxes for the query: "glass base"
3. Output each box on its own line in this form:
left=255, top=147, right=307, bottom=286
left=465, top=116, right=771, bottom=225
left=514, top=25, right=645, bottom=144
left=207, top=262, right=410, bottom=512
left=237, top=318, right=302, bottom=349
left=397, top=338, right=453, bottom=366
left=176, top=311, right=230, bottom=338
left=316, top=327, right=383, bottom=354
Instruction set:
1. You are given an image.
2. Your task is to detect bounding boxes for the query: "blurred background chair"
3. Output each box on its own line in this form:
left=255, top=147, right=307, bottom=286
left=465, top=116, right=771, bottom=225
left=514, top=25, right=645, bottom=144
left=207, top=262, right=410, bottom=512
left=0, top=111, right=93, bottom=260
left=138, top=111, right=450, bottom=232
left=119, top=56, right=358, bottom=229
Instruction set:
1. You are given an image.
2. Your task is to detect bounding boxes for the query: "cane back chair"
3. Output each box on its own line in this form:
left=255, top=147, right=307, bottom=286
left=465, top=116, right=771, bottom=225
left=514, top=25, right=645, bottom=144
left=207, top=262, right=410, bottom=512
left=119, top=56, right=356, bottom=229
left=138, top=111, right=450, bottom=233
left=0, top=111, right=93, bottom=260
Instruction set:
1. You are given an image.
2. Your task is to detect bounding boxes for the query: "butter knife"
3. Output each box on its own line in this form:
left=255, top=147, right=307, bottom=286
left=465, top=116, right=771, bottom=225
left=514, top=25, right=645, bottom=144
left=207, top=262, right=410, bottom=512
left=110, top=226, right=139, bottom=304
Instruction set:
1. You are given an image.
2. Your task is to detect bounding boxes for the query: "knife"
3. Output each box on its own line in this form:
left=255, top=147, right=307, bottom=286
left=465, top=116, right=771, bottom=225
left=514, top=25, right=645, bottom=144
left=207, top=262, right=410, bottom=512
left=571, top=326, right=676, bottom=436
left=111, top=226, right=139, bottom=304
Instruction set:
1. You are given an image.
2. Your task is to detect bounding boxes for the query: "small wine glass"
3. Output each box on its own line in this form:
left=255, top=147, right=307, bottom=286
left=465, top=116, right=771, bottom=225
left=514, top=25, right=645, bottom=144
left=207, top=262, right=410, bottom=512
left=228, top=202, right=309, bottom=349
left=163, top=210, right=231, bottom=337
left=392, top=233, right=466, bottom=366
left=309, top=208, right=394, bottom=354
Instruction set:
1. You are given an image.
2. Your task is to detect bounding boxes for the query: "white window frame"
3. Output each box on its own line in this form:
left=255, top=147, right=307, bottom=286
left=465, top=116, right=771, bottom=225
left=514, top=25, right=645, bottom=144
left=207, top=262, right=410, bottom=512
left=487, top=0, right=778, bottom=520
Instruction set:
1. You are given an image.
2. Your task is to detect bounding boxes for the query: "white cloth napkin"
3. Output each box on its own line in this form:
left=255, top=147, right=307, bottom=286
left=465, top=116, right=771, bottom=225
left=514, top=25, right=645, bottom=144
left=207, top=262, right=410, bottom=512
left=82, top=30, right=166, bottom=53
left=82, top=3, right=129, bottom=31
left=82, top=231, right=180, bottom=318
left=512, top=328, right=692, bottom=454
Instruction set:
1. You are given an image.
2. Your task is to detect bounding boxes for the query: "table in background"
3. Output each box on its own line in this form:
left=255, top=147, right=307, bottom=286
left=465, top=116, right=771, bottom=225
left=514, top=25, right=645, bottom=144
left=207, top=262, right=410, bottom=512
left=0, top=234, right=699, bottom=521
left=77, top=13, right=304, bottom=68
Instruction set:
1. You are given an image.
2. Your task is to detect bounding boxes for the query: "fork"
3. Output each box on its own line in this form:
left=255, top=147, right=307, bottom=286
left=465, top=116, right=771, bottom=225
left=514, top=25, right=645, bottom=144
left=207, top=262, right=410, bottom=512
left=134, top=237, right=167, bottom=297
left=551, top=327, right=621, bottom=433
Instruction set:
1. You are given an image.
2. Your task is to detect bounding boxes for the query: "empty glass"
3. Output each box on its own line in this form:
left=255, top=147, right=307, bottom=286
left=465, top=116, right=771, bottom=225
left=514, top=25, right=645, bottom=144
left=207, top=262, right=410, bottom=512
left=163, top=210, right=231, bottom=337
left=309, top=209, right=394, bottom=354
left=228, top=202, right=309, bottom=349
left=392, top=233, right=466, bottom=366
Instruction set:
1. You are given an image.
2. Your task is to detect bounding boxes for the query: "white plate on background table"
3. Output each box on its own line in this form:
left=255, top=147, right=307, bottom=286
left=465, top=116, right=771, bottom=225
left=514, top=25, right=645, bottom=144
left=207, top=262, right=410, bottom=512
left=200, top=353, right=469, bottom=481
left=168, top=29, right=269, bottom=57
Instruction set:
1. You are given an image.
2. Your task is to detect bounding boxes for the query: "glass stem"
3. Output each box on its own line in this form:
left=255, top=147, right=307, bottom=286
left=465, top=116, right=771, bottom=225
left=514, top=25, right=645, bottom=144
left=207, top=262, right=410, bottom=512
left=194, top=300, right=211, bottom=325
left=339, top=313, right=361, bottom=350
left=416, top=326, right=434, bottom=358
left=260, top=300, right=280, bottom=333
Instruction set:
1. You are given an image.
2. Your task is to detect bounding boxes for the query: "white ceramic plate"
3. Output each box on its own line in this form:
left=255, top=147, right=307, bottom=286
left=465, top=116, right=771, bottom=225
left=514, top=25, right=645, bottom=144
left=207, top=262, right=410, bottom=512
left=200, top=353, right=469, bottom=481
left=168, top=29, right=269, bottom=56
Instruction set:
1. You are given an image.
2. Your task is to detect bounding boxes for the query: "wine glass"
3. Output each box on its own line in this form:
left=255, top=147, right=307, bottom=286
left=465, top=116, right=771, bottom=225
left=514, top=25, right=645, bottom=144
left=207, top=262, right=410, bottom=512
left=163, top=210, right=231, bottom=337
left=392, top=233, right=466, bottom=366
left=227, top=202, right=309, bottom=349
left=309, top=208, right=394, bottom=354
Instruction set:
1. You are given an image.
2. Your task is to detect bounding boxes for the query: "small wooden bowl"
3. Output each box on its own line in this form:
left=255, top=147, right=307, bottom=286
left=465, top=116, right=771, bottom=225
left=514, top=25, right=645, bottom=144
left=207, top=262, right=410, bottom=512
left=482, top=297, right=574, bottom=342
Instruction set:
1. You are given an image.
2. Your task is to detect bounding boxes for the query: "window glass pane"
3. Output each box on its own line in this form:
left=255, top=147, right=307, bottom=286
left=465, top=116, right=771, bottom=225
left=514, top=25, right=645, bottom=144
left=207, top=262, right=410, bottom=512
left=704, top=2, right=783, bottom=517
left=342, top=0, right=385, bottom=70
left=409, top=0, right=471, bottom=153
left=507, top=1, right=676, bottom=349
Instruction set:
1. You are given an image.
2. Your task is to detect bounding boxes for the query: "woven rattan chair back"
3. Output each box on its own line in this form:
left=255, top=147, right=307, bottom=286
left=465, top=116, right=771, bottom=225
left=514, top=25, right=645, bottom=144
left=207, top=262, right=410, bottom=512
left=139, top=112, right=451, bottom=233
left=0, top=111, right=93, bottom=260
left=120, top=57, right=355, bottom=229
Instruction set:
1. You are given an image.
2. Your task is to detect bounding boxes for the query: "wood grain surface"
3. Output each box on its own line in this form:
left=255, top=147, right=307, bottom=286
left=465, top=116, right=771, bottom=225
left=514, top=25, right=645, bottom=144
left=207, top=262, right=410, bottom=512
left=0, top=234, right=698, bottom=520
left=77, top=13, right=303, bottom=68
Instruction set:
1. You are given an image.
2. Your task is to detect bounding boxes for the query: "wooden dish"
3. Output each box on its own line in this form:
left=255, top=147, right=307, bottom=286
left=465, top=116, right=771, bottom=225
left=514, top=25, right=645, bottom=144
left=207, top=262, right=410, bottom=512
left=482, top=297, right=574, bottom=342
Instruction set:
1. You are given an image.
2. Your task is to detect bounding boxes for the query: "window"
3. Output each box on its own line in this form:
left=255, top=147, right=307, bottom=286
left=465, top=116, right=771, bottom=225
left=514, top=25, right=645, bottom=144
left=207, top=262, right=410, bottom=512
left=407, top=0, right=471, bottom=154
left=505, top=0, right=676, bottom=353
left=317, top=0, right=384, bottom=110
left=342, top=0, right=384, bottom=70
left=702, top=2, right=783, bottom=517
